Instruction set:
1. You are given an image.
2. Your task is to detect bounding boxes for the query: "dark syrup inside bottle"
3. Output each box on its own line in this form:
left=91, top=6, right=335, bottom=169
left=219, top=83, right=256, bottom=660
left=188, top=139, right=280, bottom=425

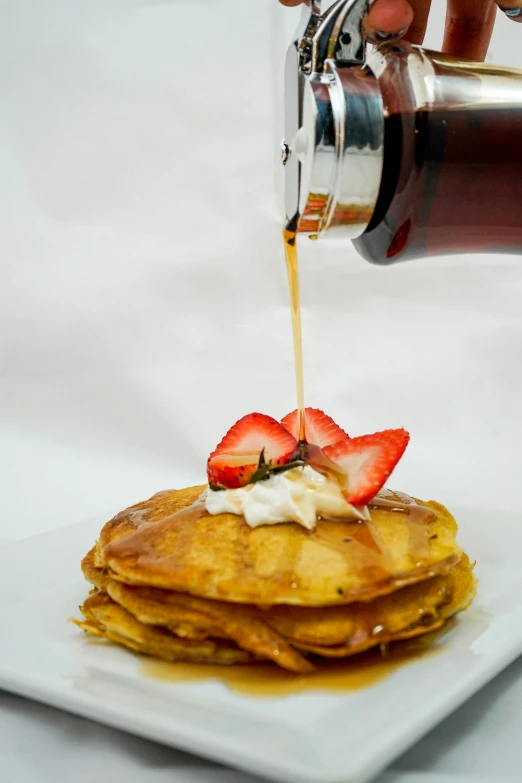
left=354, top=57, right=522, bottom=263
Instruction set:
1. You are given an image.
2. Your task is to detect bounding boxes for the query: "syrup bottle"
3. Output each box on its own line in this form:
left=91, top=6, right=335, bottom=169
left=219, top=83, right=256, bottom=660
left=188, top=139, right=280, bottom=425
left=281, top=0, right=522, bottom=263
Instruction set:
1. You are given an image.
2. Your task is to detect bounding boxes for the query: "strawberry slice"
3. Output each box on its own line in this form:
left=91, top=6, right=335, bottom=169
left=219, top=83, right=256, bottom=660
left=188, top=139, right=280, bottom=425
left=323, top=429, right=410, bottom=505
left=281, top=407, right=349, bottom=448
left=207, top=413, right=298, bottom=489
left=206, top=453, right=260, bottom=490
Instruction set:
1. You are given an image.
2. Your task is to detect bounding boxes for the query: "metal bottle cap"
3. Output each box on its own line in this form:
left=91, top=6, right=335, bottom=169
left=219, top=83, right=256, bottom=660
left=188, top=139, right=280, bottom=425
left=282, top=0, right=384, bottom=239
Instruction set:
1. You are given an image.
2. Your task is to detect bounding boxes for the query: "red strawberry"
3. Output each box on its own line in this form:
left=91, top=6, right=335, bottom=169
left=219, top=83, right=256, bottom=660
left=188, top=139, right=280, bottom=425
left=323, top=429, right=410, bottom=505
left=281, top=407, right=349, bottom=448
left=207, top=413, right=298, bottom=489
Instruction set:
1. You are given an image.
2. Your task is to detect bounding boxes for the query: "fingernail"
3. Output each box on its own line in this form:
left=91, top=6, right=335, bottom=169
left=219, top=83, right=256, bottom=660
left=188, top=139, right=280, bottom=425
left=375, top=25, right=408, bottom=40
left=500, top=6, right=522, bottom=17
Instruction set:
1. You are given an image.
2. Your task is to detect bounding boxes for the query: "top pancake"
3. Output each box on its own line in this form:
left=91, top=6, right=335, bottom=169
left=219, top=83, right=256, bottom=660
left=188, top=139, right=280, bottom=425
left=98, top=485, right=462, bottom=607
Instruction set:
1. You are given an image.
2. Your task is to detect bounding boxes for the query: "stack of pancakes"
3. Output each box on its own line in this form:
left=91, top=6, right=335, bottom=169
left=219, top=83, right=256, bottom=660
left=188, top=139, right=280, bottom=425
left=77, top=486, right=476, bottom=673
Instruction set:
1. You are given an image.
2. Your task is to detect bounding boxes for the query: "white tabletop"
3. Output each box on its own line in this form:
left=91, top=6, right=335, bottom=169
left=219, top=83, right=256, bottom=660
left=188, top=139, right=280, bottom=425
left=1, top=2, right=522, bottom=781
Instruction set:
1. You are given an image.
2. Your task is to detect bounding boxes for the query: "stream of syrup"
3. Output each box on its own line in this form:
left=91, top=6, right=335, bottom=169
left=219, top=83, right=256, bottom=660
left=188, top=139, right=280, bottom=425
left=284, top=228, right=306, bottom=441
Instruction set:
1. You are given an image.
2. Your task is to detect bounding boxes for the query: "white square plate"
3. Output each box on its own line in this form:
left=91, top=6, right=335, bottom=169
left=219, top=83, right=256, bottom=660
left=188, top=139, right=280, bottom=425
left=1, top=505, right=521, bottom=783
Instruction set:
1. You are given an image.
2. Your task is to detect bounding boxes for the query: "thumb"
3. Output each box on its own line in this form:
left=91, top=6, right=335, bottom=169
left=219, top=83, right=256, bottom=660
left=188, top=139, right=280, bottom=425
left=363, top=0, right=414, bottom=42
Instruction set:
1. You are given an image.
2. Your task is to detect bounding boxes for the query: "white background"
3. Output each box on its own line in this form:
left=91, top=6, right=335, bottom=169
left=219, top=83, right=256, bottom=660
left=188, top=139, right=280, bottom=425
left=2, top=0, right=522, bottom=540
left=1, top=1, right=522, bottom=781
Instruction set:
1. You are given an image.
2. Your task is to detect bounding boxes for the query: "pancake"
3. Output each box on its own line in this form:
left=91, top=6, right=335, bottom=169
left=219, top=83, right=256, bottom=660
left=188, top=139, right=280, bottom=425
left=77, top=555, right=475, bottom=672
left=75, top=485, right=475, bottom=673
left=82, top=546, right=103, bottom=590
left=105, top=579, right=314, bottom=673
left=98, top=486, right=462, bottom=607
left=285, top=555, right=476, bottom=657
left=75, top=592, right=254, bottom=665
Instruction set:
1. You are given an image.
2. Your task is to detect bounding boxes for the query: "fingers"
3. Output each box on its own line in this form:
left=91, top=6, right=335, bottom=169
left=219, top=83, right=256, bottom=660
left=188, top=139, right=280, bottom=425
left=279, top=0, right=417, bottom=44
left=277, top=0, right=507, bottom=63
left=363, top=0, right=414, bottom=42
left=278, top=0, right=417, bottom=50
left=402, top=0, right=432, bottom=45
left=495, top=1, right=522, bottom=21
left=442, top=0, right=497, bottom=61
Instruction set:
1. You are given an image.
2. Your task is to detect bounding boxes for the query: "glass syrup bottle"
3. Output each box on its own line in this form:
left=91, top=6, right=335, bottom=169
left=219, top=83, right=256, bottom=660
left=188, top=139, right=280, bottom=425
left=281, top=0, right=522, bottom=264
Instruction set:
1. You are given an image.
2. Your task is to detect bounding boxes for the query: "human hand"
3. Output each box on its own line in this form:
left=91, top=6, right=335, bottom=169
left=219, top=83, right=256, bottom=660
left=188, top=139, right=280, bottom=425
left=279, top=0, right=521, bottom=62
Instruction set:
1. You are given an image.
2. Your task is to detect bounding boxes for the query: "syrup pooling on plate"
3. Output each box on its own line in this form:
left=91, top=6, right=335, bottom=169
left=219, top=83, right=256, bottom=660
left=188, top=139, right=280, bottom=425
left=141, top=632, right=442, bottom=697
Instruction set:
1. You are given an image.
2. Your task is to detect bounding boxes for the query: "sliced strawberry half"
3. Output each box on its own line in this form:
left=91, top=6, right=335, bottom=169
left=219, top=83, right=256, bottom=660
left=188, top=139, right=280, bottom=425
left=281, top=407, right=349, bottom=448
left=323, top=429, right=410, bottom=505
left=207, top=413, right=298, bottom=489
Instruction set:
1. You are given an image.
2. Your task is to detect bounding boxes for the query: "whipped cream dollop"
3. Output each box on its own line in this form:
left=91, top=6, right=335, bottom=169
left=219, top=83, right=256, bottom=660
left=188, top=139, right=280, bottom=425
left=205, top=465, right=369, bottom=530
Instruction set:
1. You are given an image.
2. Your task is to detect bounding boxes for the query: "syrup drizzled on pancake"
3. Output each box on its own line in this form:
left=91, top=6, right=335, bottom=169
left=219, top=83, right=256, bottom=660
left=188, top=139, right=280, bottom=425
left=104, top=488, right=437, bottom=600
left=369, top=489, right=434, bottom=565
